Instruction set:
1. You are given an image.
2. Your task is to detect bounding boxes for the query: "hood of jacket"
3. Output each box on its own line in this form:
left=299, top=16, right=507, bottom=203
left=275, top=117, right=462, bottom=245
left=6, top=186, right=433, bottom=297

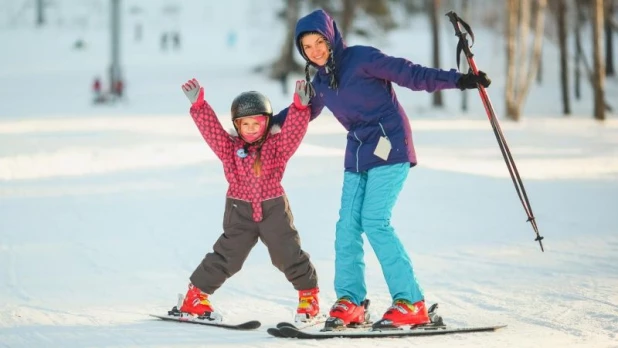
left=295, top=9, right=346, bottom=75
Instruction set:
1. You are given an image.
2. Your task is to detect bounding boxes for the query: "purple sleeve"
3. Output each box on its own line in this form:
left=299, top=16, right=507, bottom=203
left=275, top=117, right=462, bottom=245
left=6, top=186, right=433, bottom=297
left=361, top=46, right=462, bottom=92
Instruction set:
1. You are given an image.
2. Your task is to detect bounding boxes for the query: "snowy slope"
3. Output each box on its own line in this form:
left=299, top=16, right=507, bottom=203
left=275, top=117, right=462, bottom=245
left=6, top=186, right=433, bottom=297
left=0, top=1, right=617, bottom=347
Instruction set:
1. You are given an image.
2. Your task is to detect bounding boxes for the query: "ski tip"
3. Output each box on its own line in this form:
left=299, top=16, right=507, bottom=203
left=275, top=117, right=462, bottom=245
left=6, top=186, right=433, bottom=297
left=491, top=324, right=508, bottom=331
left=149, top=314, right=168, bottom=320
left=238, top=320, right=262, bottom=330
left=267, top=327, right=287, bottom=338
left=276, top=321, right=297, bottom=329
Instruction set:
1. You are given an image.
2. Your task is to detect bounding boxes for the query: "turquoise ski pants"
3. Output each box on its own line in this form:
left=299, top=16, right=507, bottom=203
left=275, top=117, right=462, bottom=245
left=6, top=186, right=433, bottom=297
left=334, top=163, right=424, bottom=305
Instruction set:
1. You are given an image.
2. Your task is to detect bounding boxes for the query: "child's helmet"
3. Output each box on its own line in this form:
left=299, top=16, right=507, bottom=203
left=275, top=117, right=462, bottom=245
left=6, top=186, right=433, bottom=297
left=231, top=91, right=273, bottom=121
left=231, top=91, right=273, bottom=143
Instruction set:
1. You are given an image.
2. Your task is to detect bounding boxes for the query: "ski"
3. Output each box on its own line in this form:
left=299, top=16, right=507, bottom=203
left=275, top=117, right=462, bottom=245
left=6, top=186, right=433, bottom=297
left=277, top=324, right=507, bottom=339
left=150, top=313, right=261, bottom=330
left=266, top=322, right=298, bottom=338
left=266, top=317, right=327, bottom=338
left=151, top=294, right=261, bottom=330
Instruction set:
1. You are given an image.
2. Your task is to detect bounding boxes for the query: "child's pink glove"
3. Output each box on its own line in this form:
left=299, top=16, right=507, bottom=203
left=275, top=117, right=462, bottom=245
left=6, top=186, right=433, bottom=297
left=293, top=80, right=311, bottom=110
left=181, top=78, right=204, bottom=107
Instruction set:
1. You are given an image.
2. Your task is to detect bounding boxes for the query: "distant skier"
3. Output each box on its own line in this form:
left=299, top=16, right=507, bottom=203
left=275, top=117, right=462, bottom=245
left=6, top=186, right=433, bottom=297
left=92, top=77, right=103, bottom=104
left=113, top=79, right=124, bottom=100
left=172, top=31, right=181, bottom=50
left=160, top=32, right=168, bottom=51
left=174, top=78, right=319, bottom=322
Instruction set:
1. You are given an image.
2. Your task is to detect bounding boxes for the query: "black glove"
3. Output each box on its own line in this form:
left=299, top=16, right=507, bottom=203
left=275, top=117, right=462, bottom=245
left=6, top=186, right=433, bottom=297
left=456, top=71, right=491, bottom=90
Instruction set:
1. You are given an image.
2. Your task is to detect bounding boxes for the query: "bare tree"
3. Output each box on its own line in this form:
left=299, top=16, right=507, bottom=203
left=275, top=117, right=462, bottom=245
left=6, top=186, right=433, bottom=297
left=505, top=0, right=547, bottom=121
left=270, top=0, right=303, bottom=84
left=340, top=0, right=357, bottom=38
left=307, top=0, right=393, bottom=39
left=309, top=0, right=336, bottom=15
left=606, top=0, right=615, bottom=76
left=505, top=0, right=518, bottom=119
left=592, top=0, right=606, bottom=120
left=534, top=0, right=544, bottom=84
left=36, top=0, right=45, bottom=27
left=556, top=0, right=570, bottom=115
left=574, top=1, right=584, bottom=100
left=430, top=0, right=443, bottom=107
left=574, top=0, right=613, bottom=112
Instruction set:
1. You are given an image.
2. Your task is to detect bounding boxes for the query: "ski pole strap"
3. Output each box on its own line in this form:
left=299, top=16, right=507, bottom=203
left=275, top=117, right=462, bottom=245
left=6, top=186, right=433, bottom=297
left=446, top=11, right=475, bottom=71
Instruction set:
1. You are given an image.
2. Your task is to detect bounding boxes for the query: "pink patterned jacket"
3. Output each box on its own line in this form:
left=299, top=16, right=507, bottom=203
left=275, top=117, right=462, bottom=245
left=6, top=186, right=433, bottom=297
left=190, top=101, right=310, bottom=222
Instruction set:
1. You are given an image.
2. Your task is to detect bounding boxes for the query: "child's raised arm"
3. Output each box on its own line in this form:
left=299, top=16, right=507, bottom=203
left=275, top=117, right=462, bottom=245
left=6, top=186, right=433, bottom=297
left=182, top=78, right=234, bottom=161
left=277, top=80, right=312, bottom=161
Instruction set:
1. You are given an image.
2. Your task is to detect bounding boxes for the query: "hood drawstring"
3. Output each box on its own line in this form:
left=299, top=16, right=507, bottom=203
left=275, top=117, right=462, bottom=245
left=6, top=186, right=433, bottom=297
left=326, top=46, right=338, bottom=90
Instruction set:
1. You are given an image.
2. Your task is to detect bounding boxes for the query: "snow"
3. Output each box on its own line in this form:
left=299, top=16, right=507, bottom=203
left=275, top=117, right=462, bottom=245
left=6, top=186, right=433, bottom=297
left=1, top=1, right=617, bottom=347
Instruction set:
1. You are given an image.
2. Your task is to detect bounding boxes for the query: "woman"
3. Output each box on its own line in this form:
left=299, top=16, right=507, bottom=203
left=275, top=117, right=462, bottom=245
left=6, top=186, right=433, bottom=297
left=273, top=9, right=490, bottom=329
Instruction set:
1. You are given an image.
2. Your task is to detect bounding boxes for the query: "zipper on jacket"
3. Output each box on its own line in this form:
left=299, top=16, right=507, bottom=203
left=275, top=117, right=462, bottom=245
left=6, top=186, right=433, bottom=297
left=353, top=131, right=362, bottom=172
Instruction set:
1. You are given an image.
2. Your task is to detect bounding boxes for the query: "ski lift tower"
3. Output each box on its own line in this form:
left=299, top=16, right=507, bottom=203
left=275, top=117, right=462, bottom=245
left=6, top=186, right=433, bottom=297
left=109, top=0, right=122, bottom=96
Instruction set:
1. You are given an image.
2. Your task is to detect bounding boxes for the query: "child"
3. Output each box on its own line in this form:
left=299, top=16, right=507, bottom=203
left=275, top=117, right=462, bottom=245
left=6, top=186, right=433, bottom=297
left=174, top=78, right=319, bottom=323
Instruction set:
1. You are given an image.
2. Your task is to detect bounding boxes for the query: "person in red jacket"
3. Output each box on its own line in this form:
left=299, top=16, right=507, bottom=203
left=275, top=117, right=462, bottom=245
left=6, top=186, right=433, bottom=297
left=173, top=78, right=319, bottom=323
left=92, top=77, right=103, bottom=103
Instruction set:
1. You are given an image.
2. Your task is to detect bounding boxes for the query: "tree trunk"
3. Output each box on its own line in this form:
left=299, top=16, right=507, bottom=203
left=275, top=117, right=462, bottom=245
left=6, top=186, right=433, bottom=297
left=340, top=0, right=357, bottom=39
left=574, top=1, right=583, bottom=100
left=592, top=0, right=606, bottom=120
left=270, top=0, right=302, bottom=84
left=36, top=0, right=44, bottom=27
left=557, top=0, right=571, bottom=115
left=606, top=0, right=615, bottom=76
left=516, top=0, right=530, bottom=93
left=505, top=0, right=519, bottom=120
left=536, top=46, right=543, bottom=84
left=515, top=0, right=547, bottom=107
left=535, top=0, right=543, bottom=84
left=430, top=0, right=443, bottom=107
left=506, top=0, right=547, bottom=121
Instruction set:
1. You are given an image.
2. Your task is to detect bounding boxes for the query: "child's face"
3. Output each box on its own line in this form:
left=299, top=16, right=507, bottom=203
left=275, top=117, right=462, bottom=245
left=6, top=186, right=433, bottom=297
left=301, top=33, right=329, bottom=67
left=237, top=115, right=267, bottom=143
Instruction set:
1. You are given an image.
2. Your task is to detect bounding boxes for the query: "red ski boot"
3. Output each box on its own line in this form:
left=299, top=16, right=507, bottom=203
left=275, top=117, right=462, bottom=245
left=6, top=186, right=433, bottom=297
left=179, top=284, right=220, bottom=320
left=323, top=297, right=370, bottom=331
left=374, top=299, right=430, bottom=328
left=295, top=287, right=320, bottom=322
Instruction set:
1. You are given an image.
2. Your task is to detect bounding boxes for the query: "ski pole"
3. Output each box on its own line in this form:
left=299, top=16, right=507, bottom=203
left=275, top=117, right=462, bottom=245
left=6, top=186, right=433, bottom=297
left=445, top=11, right=545, bottom=252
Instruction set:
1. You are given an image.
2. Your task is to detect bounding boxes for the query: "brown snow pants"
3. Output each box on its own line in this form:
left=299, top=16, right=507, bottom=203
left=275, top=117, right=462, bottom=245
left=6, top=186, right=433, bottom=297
left=190, top=195, right=318, bottom=294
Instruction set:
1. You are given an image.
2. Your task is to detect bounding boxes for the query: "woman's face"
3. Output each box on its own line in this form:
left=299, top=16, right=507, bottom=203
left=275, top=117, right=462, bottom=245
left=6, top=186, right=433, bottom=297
left=301, top=33, right=329, bottom=67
